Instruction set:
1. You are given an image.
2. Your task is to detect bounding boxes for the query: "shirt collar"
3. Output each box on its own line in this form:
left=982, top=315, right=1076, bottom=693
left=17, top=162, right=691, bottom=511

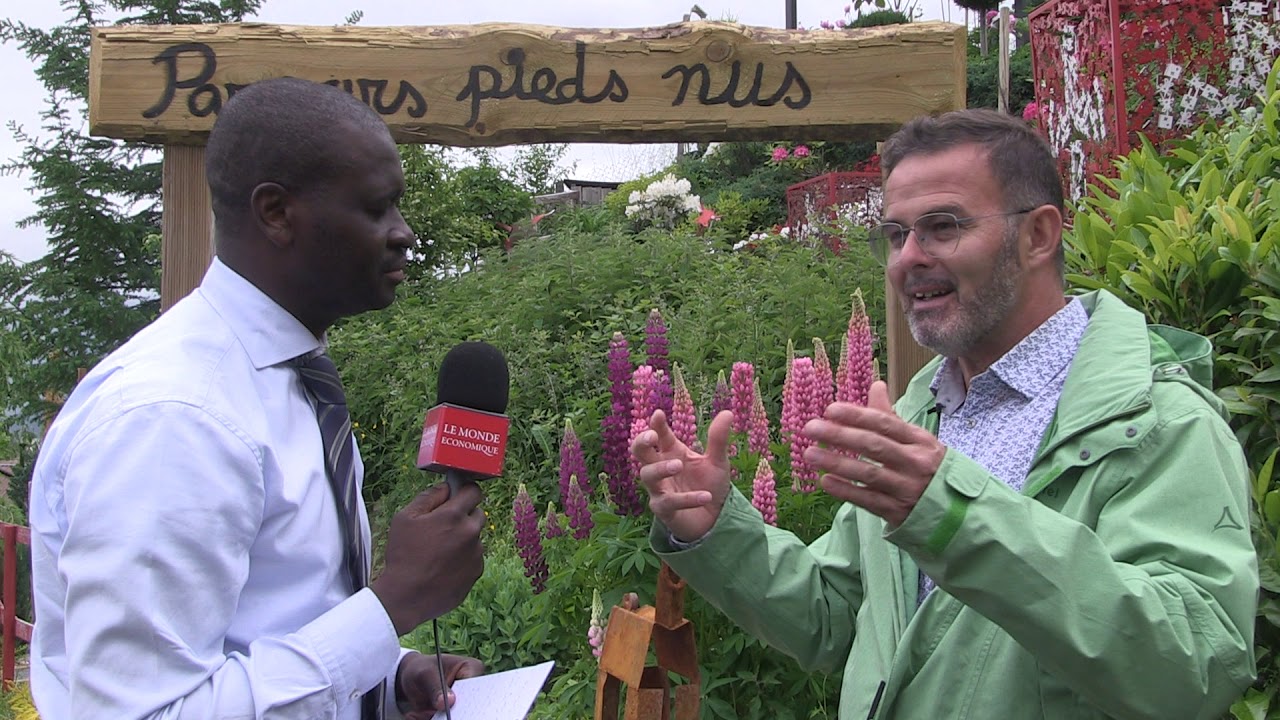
left=196, top=257, right=325, bottom=370
left=930, top=297, right=1089, bottom=411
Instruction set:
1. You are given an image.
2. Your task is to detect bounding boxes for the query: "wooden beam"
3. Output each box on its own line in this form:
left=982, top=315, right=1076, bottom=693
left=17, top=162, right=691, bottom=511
left=160, top=145, right=213, bottom=311
left=89, top=21, right=967, bottom=147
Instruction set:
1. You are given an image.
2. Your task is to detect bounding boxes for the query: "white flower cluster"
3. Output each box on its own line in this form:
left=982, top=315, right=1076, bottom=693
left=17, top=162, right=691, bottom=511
left=625, top=174, right=702, bottom=230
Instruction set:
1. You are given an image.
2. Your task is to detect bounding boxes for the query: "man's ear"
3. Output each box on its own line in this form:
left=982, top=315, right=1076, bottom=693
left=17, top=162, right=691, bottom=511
left=250, top=182, right=293, bottom=249
left=1024, top=204, right=1064, bottom=268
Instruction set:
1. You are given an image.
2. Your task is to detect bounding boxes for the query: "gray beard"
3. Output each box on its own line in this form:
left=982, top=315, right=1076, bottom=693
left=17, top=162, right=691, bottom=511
left=907, top=225, right=1021, bottom=359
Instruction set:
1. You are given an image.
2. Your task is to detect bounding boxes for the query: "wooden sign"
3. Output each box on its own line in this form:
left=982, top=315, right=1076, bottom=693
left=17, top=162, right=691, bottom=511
left=88, top=21, right=967, bottom=146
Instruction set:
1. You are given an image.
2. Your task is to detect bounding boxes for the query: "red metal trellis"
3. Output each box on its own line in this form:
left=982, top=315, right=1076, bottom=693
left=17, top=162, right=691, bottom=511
left=1030, top=0, right=1279, bottom=200
left=785, top=156, right=883, bottom=250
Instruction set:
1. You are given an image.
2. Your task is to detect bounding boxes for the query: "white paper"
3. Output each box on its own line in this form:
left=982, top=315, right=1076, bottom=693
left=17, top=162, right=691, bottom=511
left=431, top=660, right=555, bottom=720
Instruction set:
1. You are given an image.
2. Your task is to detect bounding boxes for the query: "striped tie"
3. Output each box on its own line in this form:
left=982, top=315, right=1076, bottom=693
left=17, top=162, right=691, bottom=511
left=294, top=352, right=384, bottom=719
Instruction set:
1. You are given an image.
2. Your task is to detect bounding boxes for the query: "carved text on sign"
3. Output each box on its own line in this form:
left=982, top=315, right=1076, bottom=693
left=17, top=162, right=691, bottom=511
left=455, top=42, right=629, bottom=128
left=138, top=40, right=814, bottom=130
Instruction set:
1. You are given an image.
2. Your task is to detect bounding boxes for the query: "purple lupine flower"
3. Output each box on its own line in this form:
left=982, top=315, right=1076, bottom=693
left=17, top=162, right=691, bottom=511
left=711, top=369, right=732, bottom=417
left=838, top=289, right=874, bottom=407
left=544, top=501, right=565, bottom=539
left=751, top=458, right=778, bottom=526
left=783, top=357, right=820, bottom=492
left=602, top=332, right=634, bottom=519
left=560, top=419, right=589, bottom=503
left=730, top=362, right=755, bottom=434
left=812, top=338, right=835, bottom=416
left=566, top=474, right=595, bottom=539
left=644, top=308, right=670, bottom=376
left=671, top=364, right=698, bottom=448
left=648, top=368, right=674, bottom=421
left=748, top=379, right=772, bottom=460
left=513, top=483, right=549, bottom=593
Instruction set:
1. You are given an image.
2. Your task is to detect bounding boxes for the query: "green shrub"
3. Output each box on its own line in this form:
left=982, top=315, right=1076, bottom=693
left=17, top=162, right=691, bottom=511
left=1065, top=58, right=1280, bottom=719
left=329, top=224, right=884, bottom=717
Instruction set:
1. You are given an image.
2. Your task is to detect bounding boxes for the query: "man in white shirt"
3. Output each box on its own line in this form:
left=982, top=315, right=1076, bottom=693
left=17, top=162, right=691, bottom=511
left=28, top=77, right=485, bottom=719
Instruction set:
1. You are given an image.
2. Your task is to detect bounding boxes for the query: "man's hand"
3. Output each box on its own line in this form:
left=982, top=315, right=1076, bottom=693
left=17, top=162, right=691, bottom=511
left=371, top=483, right=485, bottom=636
left=395, top=651, right=484, bottom=720
left=631, top=409, right=734, bottom=542
left=803, top=381, right=947, bottom=527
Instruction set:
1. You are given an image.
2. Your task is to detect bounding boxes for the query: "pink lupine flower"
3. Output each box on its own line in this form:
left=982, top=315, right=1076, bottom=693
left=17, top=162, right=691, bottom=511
left=602, top=332, right=634, bottom=517
left=588, top=589, right=606, bottom=659
left=748, top=380, right=772, bottom=460
left=837, top=289, right=874, bottom=407
left=631, top=365, right=657, bottom=423
left=711, top=369, right=732, bottom=417
left=671, top=364, right=698, bottom=448
left=730, top=362, right=755, bottom=434
left=793, top=145, right=811, bottom=158
left=783, top=357, right=820, bottom=492
left=644, top=308, right=670, bottom=375
left=771, top=146, right=790, bottom=162
left=544, top=501, right=565, bottom=539
left=812, top=337, right=835, bottom=416
left=751, top=458, right=778, bottom=526
left=566, top=474, right=594, bottom=539
left=560, top=419, right=589, bottom=503
left=513, top=483, right=549, bottom=592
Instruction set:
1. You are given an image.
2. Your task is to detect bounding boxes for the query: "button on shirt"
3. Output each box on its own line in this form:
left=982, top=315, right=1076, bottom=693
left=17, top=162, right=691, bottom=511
left=28, top=258, right=405, bottom=719
left=918, top=298, right=1089, bottom=602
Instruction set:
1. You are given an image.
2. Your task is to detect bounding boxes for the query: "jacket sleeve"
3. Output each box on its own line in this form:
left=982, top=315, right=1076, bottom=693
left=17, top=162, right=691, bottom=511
left=886, top=397, right=1258, bottom=719
left=651, top=488, right=865, bottom=673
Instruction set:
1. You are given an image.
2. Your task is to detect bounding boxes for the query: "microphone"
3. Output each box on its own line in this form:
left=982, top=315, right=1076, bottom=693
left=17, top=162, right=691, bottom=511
left=416, top=341, right=511, bottom=495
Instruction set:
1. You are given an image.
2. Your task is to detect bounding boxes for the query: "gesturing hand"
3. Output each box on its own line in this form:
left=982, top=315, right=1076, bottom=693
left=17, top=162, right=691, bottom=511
left=803, top=380, right=947, bottom=527
left=630, top=409, right=735, bottom=542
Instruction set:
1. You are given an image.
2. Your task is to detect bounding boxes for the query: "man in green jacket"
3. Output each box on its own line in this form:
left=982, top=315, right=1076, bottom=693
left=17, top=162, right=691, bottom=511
left=632, top=108, right=1258, bottom=718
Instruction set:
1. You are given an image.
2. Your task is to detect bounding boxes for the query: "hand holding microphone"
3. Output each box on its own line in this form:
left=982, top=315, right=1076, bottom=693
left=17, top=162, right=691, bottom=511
left=371, top=341, right=509, bottom=636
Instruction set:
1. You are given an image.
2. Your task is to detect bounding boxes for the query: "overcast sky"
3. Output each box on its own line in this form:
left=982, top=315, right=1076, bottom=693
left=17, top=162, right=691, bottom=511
left=0, top=0, right=961, bottom=263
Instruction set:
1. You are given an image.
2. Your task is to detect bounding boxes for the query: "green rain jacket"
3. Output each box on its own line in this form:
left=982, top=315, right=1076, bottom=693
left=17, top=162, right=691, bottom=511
left=654, top=290, right=1257, bottom=719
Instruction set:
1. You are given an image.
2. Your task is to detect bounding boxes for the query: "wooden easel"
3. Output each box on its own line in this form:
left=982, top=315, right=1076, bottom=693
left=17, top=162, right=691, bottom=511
left=595, top=563, right=700, bottom=720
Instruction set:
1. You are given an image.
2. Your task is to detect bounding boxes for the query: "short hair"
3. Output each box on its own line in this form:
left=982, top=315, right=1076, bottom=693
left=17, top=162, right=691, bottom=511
left=205, top=77, right=389, bottom=222
left=881, top=109, right=1064, bottom=215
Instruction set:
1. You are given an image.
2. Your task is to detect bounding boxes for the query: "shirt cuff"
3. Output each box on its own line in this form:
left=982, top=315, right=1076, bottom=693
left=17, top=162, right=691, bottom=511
left=296, top=587, right=402, bottom=710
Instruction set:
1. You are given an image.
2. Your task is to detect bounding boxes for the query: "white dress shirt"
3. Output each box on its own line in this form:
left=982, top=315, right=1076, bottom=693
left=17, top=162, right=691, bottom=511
left=29, top=258, right=406, bottom=719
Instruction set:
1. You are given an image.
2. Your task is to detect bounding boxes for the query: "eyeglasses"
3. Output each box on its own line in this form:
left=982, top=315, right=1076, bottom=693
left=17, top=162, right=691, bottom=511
left=866, top=209, right=1036, bottom=266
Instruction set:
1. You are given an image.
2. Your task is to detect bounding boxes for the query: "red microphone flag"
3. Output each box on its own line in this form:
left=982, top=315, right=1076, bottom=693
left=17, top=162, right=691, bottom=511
left=417, top=404, right=510, bottom=478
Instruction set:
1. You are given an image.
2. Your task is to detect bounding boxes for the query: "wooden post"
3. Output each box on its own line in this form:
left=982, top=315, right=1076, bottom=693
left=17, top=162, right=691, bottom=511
left=998, top=7, right=1012, bottom=114
left=2, top=524, right=16, bottom=690
left=160, top=145, right=213, bottom=311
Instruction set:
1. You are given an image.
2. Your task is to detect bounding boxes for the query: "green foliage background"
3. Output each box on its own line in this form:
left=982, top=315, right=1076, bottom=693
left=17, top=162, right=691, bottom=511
left=1065, top=60, right=1280, bottom=720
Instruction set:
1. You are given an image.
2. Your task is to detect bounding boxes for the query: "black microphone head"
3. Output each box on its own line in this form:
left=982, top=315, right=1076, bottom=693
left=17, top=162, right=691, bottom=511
left=436, top=341, right=510, bottom=414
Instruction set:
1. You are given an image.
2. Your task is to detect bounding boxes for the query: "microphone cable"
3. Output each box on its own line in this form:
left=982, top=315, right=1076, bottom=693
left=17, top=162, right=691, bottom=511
left=433, top=618, right=453, bottom=720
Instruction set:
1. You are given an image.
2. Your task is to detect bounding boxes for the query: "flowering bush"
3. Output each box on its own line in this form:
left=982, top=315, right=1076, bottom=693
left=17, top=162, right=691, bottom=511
left=624, top=173, right=702, bottom=231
